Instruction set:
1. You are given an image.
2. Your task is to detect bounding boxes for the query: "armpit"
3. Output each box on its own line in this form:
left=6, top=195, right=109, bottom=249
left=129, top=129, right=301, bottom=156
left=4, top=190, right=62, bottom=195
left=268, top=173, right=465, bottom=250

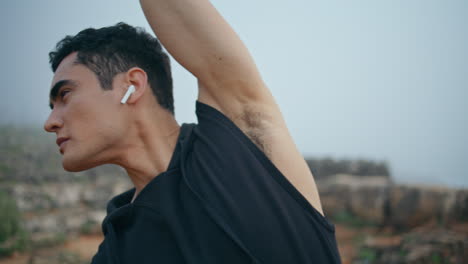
left=233, top=106, right=274, bottom=158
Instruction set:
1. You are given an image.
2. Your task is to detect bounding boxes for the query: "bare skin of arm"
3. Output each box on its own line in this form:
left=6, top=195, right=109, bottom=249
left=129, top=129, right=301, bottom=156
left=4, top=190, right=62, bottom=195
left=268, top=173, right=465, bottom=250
left=140, top=0, right=324, bottom=216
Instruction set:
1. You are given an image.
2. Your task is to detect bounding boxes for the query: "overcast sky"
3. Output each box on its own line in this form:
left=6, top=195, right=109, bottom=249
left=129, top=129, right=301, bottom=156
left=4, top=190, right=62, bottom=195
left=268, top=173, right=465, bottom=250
left=1, top=0, right=467, bottom=187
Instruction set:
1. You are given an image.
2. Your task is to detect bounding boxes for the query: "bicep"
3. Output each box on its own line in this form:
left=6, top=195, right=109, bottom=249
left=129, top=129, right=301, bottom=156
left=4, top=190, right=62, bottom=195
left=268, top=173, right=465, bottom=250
left=140, top=0, right=271, bottom=108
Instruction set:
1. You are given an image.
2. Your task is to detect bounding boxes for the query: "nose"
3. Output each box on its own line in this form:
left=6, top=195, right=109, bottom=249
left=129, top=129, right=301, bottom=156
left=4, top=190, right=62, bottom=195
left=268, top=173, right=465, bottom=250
left=44, top=109, right=63, bottom=133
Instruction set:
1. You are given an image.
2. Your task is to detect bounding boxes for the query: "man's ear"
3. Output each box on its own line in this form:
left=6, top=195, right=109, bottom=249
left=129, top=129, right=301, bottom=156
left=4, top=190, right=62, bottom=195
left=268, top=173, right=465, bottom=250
left=123, top=67, right=148, bottom=104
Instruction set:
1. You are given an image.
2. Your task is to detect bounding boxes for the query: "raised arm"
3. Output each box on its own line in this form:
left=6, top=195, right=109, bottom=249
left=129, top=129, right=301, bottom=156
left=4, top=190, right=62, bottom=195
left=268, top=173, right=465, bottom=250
left=139, top=0, right=273, bottom=112
left=139, top=0, right=324, bottom=216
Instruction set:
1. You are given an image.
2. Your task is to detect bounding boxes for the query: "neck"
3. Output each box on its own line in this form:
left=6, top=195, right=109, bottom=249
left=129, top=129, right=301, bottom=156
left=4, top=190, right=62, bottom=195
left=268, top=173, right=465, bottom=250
left=112, top=108, right=180, bottom=202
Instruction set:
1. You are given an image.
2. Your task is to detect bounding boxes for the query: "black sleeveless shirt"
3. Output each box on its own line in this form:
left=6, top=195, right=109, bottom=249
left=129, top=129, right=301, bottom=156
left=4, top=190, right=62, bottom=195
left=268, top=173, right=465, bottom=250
left=91, top=101, right=342, bottom=264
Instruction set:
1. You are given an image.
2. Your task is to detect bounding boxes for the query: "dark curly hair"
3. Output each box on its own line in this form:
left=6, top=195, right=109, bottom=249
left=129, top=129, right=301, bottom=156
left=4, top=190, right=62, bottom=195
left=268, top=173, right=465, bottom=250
left=49, top=22, right=174, bottom=114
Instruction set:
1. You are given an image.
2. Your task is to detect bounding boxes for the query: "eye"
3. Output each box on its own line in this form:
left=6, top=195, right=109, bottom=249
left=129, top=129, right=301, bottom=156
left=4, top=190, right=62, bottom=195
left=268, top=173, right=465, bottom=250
left=60, top=89, right=70, bottom=99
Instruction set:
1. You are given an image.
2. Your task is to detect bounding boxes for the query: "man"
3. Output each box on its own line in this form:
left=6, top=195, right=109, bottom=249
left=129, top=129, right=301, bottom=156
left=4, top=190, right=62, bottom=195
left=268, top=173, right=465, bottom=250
left=44, top=0, right=341, bottom=263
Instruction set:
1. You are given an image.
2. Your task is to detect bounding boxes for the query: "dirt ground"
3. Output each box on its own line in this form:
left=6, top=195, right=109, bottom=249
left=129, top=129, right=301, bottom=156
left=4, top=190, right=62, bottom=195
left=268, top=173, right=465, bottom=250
left=0, top=235, right=103, bottom=264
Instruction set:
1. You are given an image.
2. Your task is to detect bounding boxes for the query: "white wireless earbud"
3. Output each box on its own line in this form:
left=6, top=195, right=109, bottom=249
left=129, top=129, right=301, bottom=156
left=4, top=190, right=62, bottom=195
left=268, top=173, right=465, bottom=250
left=120, top=85, right=135, bottom=104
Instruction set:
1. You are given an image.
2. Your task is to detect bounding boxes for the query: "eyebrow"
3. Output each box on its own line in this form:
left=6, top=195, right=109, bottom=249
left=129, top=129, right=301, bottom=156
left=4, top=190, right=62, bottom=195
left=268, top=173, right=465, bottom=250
left=49, top=79, right=78, bottom=109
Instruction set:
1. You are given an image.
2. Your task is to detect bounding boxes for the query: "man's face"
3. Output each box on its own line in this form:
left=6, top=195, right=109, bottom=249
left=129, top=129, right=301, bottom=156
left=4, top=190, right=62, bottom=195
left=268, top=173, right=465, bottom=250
left=44, top=52, right=128, bottom=171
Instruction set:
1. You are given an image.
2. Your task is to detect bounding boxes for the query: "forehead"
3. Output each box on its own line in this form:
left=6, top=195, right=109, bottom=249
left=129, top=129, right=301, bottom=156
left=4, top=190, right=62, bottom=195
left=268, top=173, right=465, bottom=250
left=49, top=52, right=102, bottom=109
left=51, top=52, right=96, bottom=88
left=52, top=52, right=78, bottom=83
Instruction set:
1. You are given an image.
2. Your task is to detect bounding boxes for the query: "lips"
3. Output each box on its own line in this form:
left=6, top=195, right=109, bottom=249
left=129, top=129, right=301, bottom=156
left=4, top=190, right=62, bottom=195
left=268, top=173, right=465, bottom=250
left=56, top=137, right=69, bottom=146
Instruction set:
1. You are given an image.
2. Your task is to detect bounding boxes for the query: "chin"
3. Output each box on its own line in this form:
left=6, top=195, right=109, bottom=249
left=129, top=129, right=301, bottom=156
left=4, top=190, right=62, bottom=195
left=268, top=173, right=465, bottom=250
left=62, top=154, right=101, bottom=172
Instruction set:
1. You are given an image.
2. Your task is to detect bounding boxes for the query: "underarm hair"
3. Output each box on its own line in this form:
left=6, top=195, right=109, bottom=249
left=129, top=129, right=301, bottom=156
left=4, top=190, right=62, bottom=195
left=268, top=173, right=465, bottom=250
left=234, top=107, right=272, bottom=157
